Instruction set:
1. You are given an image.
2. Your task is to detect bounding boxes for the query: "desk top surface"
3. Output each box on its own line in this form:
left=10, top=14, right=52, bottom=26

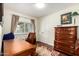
left=4, top=39, right=36, bottom=56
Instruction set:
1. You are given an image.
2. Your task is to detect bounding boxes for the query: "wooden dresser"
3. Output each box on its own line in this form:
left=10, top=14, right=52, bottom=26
left=54, top=26, right=77, bottom=55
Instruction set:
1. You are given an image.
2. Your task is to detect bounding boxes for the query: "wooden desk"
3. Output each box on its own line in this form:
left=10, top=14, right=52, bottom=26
left=4, top=39, right=36, bottom=56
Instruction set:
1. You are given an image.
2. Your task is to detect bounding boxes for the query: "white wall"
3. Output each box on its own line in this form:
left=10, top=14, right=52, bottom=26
left=3, top=7, right=39, bottom=40
left=38, top=4, right=79, bottom=46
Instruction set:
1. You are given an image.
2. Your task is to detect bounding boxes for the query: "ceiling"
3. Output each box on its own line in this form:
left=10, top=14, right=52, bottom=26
left=4, top=3, right=79, bottom=18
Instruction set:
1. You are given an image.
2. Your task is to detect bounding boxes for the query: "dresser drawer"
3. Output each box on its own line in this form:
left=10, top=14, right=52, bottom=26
left=55, top=36, right=76, bottom=43
left=67, top=27, right=76, bottom=31
left=54, top=42, right=75, bottom=55
left=56, top=34, right=76, bottom=38
left=55, top=39, right=75, bottom=45
left=55, top=41, right=74, bottom=48
left=55, top=46, right=74, bottom=55
left=56, top=31, right=76, bottom=35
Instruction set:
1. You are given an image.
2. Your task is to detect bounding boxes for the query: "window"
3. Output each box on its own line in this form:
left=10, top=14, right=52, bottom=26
left=15, top=17, right=33, bottom=34
left=15, top=22, right=33, bottom=34
left=15, top=22, right=24, bottom=33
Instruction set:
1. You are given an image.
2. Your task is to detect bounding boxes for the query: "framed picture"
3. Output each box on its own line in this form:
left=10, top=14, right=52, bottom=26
left=61, top=12, right=72, bottom=24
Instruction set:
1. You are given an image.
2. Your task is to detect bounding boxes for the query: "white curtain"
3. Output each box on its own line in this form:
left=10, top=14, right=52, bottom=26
left=11, top=15, right=19, bottom=33
left=31, top=19, right=35, bottom=32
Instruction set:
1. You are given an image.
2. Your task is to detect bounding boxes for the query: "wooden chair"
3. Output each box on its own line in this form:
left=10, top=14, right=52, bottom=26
left=26, top=32, right=36, bottom=45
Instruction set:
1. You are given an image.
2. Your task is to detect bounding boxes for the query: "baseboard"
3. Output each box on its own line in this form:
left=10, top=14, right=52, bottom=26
left=36, top=41, right=53, bottom=51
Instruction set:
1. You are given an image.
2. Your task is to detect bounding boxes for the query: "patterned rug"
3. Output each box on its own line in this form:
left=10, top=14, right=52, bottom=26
left=36, top=46, right=66, bottom=56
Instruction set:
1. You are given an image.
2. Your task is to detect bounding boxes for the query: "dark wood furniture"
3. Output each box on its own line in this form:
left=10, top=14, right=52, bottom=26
left=0, top=3, right=3, bottom=16
left=26, top=32, right=36, bottom=44
left=75, top=40, right=79, bottom=55
left=4, top=39, right=36, bottom=56
left=0, top=3, right=3, bottom=22
left=0, top=3, right=3, bottom=55
left=54, top=26, right=77, bottom=55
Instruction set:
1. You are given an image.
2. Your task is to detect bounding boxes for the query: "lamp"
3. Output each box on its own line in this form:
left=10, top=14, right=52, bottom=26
left=72, top=12, right=79, bottom=24
left=72, top=12, right=79, bottom=16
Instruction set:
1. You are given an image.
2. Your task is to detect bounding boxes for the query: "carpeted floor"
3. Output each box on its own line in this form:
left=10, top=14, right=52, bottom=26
left=36, top=41, right=67, bottom=56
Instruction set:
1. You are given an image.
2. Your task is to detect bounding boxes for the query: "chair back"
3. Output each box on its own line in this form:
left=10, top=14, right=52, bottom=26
left=3, top=32, right=15, bottom=40
left=26, top=32, right=36, bottom=44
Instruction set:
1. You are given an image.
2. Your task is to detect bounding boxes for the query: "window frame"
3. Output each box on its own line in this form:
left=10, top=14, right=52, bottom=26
left=14, top=22, right=33, bottom=35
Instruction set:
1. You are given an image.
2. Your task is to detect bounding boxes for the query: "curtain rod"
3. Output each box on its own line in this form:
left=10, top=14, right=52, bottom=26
left=13, top=14, right=33, bottom=20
